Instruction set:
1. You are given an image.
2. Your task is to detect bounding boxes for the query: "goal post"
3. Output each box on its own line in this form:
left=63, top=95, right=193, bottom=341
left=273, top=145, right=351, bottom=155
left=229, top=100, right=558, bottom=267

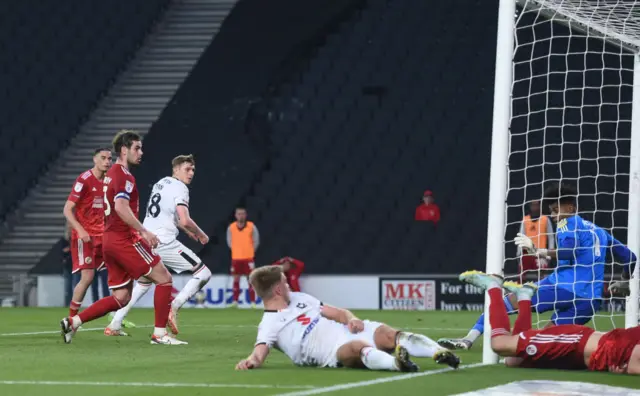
left=485, top=0, right=640, bottom=365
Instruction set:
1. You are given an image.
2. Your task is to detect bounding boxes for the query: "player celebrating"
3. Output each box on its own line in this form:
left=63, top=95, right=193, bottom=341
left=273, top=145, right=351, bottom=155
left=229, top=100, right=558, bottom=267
left=227, top=207, right=259, bottom=307
left=235, top=266, right=460, bottom=372
left=60, top=130, right=186, bottom=345
left=271, top=256, right=304, bottom=292
left=438, top=183, right=636, bottom=350
left=459, top=270, right=640, bottom=374
left=63, top=148, right=112, bottom=317
left=106, top=154, right=211, bottom=336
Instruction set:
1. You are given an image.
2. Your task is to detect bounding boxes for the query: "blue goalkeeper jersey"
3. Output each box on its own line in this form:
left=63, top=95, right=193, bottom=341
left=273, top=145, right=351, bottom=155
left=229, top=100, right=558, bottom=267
left=546, top=214, right=636, bottom=299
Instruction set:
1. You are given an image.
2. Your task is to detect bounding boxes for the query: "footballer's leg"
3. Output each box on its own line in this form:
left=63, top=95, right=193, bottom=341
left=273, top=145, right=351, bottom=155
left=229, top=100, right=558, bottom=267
left=69, top=238, right=97, bottom=316
left=371, top=323, right=460, bottom=368
left=70, top=269, right=94, bottom=316
left=106, top=276, right=152, bottom=335
left=438, top=271, right=510, bottom=350
left=336, top=340, right=418, bottom=372
left=502, top=281, right=537, bottom=335
left=144, top=258, right=187, bottom=345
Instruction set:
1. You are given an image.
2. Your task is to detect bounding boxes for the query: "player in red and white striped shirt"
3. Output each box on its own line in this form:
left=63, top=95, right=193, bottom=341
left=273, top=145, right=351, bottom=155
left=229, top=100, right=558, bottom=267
left=63, top=148, right=112, bottom=317
left=460, top=270, right=640, bottom=374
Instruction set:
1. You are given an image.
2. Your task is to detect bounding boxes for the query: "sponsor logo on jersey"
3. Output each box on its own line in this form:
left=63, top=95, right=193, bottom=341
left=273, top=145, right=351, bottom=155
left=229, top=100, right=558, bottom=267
left=301, top=317, right=320, bottom=341
left=125, top=180, right=134, bottom=193
left=74, top=182, right=83, bottom=192
left=92, top=187, right=97, bottom=191
left=526, top=344, right=537, bottom=356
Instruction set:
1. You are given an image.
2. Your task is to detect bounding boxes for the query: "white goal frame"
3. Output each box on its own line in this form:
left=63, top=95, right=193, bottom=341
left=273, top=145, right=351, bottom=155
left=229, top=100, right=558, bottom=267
left=484, top=0, right=640, bottom=364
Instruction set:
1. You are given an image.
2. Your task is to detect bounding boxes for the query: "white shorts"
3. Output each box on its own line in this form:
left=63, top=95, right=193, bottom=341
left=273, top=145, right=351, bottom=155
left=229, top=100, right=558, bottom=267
left=154, top=240, right=203, bottom=274
left=316, top=320, right=383, bottom=368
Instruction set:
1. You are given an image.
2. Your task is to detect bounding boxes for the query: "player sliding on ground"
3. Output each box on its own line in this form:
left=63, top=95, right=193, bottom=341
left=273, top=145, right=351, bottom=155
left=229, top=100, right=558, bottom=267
left=60, top=130, right=186, bottom=345
left=105, top=154, right=211, bottom=336
left=439, top=182, right=636, bottom=350
left=460, top=270, right=640, bottom=374
left=235, top=266, right=460, bottom=372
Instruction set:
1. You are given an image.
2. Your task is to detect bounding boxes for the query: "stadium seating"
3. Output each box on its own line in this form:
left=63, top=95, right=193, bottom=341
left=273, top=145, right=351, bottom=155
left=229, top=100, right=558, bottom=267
left=178, top=0, right=499, bottom=274
left=0, top=0, right=169, bottom=221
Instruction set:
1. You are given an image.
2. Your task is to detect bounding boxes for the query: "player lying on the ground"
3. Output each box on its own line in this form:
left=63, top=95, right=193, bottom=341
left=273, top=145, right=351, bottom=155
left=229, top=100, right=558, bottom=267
left=106, top=154, right=211, bottom=336
left=271, top=256, right=304, bottom=292
left=60, top=130, right=186, bottom=345
left=235, top=266, right=460, bottom=372
left=438, top=183, right=637, bottom=351
left=460, top=270, right=640, bottom=374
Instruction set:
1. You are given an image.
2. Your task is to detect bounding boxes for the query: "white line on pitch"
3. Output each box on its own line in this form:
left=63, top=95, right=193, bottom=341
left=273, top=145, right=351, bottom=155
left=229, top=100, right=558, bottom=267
left=0, top=380, right=315, bottom=389
left=273, top=363, right=488, bottom=396
left=0, top=325, right=466, bottom=337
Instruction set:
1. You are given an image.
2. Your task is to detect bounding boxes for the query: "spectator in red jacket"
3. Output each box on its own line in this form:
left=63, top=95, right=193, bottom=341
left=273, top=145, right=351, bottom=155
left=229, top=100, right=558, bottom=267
left=415, top=190, right=440, bottom=223
left=271, top=257, right=304, bottom=292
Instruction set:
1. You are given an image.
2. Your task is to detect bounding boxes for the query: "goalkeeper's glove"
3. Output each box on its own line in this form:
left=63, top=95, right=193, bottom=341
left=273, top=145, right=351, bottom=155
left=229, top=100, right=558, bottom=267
left=610, top=280, right=630, bottom=296
left=515, top=233, right=550, bottom=260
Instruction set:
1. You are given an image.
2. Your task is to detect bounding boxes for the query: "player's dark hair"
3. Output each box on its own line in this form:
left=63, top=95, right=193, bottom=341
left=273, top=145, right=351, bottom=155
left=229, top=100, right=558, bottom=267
left=172, top=154, right=195, bottom=168
left=544, top=182, right=578, bottom=206
left=112, top=130, right=141, bottom=155
left=94, top=147, right=112, bottom=156
left=249, top=266, right=283, bottom=299
left=235, top=206, right=247, bottom=212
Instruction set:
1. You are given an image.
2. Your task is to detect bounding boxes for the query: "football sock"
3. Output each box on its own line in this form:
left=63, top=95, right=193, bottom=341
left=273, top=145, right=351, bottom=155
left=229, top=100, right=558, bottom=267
left=361, top=347, right=399, bottom=371
left=153, top=283, right=173, bottom=336
left=488, top=286, right=511, bottom=338
left=466, top=295, right=516, bottom=342
left=512, top=300, right=533, bottom=334
left=77, top=296, right=123, bottom=327
left=232, top=278, right=241, bottom=302
left=248, top=283, right=256, bottom=303
left=69, top=300, right=82, bottom=317
left=397, top=332, right=440, bottom=358
left=109, top=281, right=152, bottom=329
left=172, top=266, right=212, bottom=309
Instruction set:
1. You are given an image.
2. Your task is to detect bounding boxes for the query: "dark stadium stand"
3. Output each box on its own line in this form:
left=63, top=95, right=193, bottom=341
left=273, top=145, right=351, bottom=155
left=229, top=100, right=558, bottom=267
left=0, top=0, right=169, bottom=221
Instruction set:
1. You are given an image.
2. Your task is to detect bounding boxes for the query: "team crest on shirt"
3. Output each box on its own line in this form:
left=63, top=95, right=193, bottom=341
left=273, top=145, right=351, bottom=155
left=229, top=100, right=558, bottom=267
left=526, top=344, right=537, bottom=356
left=125, top=181, right=134, bottom=193
left=296, top=303, right=307, bottom=309
left=74, top=182, right=83, bottom=192
left=84, top=257, right=92, bottom=264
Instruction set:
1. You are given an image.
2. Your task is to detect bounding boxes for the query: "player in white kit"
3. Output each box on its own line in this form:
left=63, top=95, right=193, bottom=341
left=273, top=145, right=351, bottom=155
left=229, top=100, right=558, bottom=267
left=105, top=155, right=211, bottom=336
left=236, top=266, right=461, bottom=372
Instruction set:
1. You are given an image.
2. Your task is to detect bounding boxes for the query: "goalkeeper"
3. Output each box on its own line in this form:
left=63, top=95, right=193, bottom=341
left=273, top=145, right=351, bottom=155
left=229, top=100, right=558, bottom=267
left=439, top=183, right=637, bottom=351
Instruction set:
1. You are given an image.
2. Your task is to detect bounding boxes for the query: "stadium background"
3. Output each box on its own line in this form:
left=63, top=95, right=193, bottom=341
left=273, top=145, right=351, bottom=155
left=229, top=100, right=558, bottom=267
left=0, top=0, right=630, bottom=310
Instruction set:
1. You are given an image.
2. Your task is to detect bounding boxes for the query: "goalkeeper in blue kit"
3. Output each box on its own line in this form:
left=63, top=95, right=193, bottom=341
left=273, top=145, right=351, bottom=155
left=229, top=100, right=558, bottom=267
left=438, top=183, right=637, bottom=350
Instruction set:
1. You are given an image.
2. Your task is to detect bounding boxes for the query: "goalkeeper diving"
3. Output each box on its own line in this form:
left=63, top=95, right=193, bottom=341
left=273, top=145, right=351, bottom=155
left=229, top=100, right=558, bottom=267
left=439, top=183, right=637, bottom=350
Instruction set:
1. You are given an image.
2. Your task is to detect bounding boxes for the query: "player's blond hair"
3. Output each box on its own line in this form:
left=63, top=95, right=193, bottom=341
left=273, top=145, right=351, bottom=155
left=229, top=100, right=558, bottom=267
left=172, top=154, right=195, bottom=169
left=249, top=266, right=283, bottom=299
left=112, top=129, right=141, bottom=156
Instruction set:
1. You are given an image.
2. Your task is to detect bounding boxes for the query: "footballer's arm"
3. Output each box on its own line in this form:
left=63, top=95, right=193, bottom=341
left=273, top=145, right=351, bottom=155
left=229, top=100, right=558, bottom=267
left=321, top=304, right=365, bottom=333
left=236, top=343, right=270, bottom=370
left=176, top=205, right=208, bottom=242
left=114, top=198, right=157, bottom=246
left=63, top=201, right=89, bottom=241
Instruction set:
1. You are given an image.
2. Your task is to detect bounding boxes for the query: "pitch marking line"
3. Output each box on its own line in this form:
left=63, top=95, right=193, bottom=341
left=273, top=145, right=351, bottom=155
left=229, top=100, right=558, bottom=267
left=0, top=380, right=314, bottom=390
left=273, top=363, right=488, bottom=396
left=0, top=325, right=466, bottom=337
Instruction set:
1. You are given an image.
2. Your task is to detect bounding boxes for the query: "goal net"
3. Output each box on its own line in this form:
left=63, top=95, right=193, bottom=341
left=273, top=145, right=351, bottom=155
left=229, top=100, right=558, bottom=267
left=497, top=0, right=640, bottom=351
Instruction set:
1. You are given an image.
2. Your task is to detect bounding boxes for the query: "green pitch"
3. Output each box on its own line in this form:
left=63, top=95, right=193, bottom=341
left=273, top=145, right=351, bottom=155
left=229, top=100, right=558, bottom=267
left=0, top=308, right=637, bottom=396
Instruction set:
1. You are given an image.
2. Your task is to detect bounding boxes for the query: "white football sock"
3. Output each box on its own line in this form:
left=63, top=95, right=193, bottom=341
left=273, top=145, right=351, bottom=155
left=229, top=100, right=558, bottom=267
left=154, top=327, right=167, bottom=337
left=361, top=347, right=399, bottom=371
left=397, top=332, right=441, bottom=358
left=108, top=282, right=152, bottom=329
left=172, top=266, right=212, bottom=309
left=464, top=329, right=482, bottom=343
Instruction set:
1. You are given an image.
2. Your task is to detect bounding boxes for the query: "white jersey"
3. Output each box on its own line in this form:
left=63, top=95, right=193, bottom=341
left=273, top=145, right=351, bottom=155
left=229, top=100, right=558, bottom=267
left=255, top=292, right=381, bottom=367
left=143, top=176, right=189, bottom=244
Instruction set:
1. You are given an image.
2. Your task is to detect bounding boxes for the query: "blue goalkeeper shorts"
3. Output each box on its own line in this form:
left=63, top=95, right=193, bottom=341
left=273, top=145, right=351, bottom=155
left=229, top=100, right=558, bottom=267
left=532, top=277, right=600, bottom=325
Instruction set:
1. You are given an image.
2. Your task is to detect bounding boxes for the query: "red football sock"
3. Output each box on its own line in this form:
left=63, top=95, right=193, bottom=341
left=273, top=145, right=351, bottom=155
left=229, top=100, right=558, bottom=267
left=154, top=283, right=172, bottom=328
left=248, top=284, right=256, bottom=303
left=69, top=301, right=82, bottom=317
left=232, top=278, right=240, bottom=302
left=513, top=300, right=532, bottom=334
left=78, top=296, right=122, bottom=325
left=488, top=288, right=511, bottom=338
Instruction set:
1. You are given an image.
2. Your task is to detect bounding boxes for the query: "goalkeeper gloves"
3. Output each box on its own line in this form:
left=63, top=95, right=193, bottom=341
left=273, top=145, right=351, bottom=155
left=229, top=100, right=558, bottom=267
left=515, top=233, right=550, bottom=260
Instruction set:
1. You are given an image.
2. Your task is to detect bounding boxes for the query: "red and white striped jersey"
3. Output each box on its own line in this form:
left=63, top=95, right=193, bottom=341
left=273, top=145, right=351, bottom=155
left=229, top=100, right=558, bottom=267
left=515, top=324, right=595, bottom=370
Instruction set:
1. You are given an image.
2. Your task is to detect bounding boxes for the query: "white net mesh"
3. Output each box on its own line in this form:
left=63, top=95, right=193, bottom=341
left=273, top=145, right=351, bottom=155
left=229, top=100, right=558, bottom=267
left=507, top=0, right=640, bottom=331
